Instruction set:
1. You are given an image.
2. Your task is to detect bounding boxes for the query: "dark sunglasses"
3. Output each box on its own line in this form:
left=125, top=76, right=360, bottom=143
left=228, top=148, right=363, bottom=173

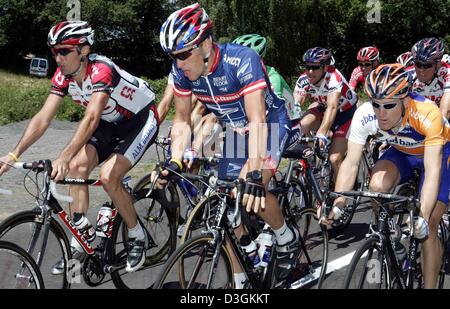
left=169, top=45, right=199, bottom=61
left=359, top=62, right=373, bottom=67
left=304, top=64, right=323, bottom=71
left=371, top=101, right=399, bottom=110
left=414, top=62, right=434, bottom=69
left=51, top=47, right=77, bottom=57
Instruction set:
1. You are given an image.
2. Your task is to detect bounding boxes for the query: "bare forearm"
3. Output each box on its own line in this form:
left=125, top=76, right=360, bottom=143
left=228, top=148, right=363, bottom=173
left=333, top=158, right=360, bottom=207
left=13, top=115, right=51, bottom=156
left=420, top=168, right=441, bottom=220
left=318, top=105, right=337, bottom=134
left=171, top=118, right=192, bottom=162
left=248, top=120, right=267, bottom=171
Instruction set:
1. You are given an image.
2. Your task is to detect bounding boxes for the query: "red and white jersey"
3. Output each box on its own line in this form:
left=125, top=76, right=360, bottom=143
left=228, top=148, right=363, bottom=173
left=51, top=54, right=155, bottom=123
left=406, top=62, right=450, bottom=105
left=349, top=66, right=365, bottom=90
left=294, top=66, right=358, bottom=112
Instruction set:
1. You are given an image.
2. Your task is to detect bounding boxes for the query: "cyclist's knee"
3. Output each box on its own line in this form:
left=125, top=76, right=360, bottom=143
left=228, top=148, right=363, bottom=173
left=369, top=172, right=395, bottom=192
left=68, top=158, right=90, bottom=177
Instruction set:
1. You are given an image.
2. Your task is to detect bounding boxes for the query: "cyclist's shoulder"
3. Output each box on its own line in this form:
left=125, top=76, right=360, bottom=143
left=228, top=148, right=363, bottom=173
left=350, top=66, right=362, bottom=76
left=51, top=68, right=70, bottom=88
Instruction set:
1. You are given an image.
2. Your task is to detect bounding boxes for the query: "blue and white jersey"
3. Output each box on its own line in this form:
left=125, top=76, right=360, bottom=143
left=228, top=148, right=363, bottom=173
left=171, top=43, right=288, bottom=128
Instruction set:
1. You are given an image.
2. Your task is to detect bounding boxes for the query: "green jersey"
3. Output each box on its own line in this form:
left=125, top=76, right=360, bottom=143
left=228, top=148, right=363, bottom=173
left=266, top=65, right=301, bottom=120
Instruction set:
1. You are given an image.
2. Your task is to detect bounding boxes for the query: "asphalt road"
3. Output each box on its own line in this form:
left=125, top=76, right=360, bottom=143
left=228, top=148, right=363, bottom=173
left=1, top=120, right=449, bottom=289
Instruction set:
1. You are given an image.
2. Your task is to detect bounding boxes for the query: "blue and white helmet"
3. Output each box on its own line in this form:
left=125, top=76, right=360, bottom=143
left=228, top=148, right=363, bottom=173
left=302, top=47, right=335, bottom=65
left=160, top=3, right=213, bottom=54
left=411, top=37, right=445, bottom=63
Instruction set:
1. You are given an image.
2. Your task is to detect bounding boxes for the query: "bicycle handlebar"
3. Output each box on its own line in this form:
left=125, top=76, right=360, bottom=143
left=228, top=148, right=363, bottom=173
left=331, top=190, right=418, bottom=203
left=13, top=161, right=74, bottom=203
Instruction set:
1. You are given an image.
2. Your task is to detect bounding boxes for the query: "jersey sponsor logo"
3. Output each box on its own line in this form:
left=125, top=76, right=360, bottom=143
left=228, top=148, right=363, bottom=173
left=239, top=73, right=253, bottom=84
left=227, top=163, right=243, bottom=174
left=54, top=71, right=65, bottom=86
left=193, top=79, right=201, bottom=86
left=237, top=58, right=252, bottom=77
left=360, top=114, right=377, bottom=126
left=223, top=54, right=241, bottom=67
left=387, top=136, right=421, bottom=147
left=207, top=105, right=240, bottom=117
left=131, top=119, right=157, bottom=160
left=213, top=76, right=228, bottom=87
left=409, top=110, right=432, bottom=129
left=120, top=86, right=135, bottom=101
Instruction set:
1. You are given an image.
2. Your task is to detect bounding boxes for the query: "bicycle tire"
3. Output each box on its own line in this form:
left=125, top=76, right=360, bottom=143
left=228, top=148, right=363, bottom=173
left=0, top=240, right=45, bottom=289
left=343, top=237, right=392, bottom=289
left=179, top=194, right=222, bottom=245
left=286, top=206, right=329, bottom=289
left=0, top=210, right=71, bottom=289
left=109, top=188, right=178, bottom=289
left=154, top=234, right=234, bottom=289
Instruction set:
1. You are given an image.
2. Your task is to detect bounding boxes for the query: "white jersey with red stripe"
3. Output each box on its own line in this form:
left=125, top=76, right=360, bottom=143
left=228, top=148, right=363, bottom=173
left=51, top=54, right=155, bottom=123
left=294, top=66, right=358, bottom=112
left=406, top=62, right=450, bottom=105
left=171, top=43, right=288, bottom=128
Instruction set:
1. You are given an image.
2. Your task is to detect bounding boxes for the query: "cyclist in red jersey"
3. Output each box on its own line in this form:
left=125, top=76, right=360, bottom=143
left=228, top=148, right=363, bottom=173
left=349, top=46, right=381, bottom=91
left=0, top=21, right=159, bottom=273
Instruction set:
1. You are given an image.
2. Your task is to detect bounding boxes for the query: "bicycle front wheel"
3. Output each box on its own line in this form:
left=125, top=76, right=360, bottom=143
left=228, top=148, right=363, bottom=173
left=289, top=207, right=328, bottom=289
left=0, top=210, right=71, bottom=289
left=154, top=234, right=234, bottom=289
left=0, top=240, right=45, bottom=289
left=343, top=237, right=392, bottom=289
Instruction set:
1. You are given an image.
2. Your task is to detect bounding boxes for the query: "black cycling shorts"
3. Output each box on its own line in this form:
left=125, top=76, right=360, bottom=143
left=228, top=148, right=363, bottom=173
left=88, top=104, right=159, bottom=166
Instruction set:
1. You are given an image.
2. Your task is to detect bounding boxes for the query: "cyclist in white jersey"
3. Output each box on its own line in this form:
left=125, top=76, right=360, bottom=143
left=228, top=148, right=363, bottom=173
left=294, top=47, right=358, bottom=179
left=407, top=37, right=450, bottom=119
left=0, top=21, right=159, bottom=273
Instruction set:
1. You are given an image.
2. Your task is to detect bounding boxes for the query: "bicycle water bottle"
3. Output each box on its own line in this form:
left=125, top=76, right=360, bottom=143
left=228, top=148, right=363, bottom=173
left=73, top=212, right=96, bottom=243
left=256, top=228, right=273, bottom=268
left=240, top=235, right=261, bottom=268
left=96, top=203, right=113, bottom=238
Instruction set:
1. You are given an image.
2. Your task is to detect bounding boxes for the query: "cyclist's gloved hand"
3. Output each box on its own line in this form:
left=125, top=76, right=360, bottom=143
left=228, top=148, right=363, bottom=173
left=183, top=148, right=198, bottom=169
left=316, top=133, right=331, bottom=150
left=150, top=159, right=182, bottom=190
left=242, top=170, right=266, bottom=213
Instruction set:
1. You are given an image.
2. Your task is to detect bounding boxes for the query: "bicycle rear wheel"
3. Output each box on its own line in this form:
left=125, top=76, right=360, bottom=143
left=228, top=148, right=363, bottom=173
left=0, top=210, right=71, bottom=289
left=109, top=188, right=178, bottom=289
left=154, top=234, right=233, bottom=289
left=0, top=240, right=45, bottom=289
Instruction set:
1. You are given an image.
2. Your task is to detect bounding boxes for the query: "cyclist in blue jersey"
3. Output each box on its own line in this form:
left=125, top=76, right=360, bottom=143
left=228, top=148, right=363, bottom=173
left=155, top=3, right=300, bottom=286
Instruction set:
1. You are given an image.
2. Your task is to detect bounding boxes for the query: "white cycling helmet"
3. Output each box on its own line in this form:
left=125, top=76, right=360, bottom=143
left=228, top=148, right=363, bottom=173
left=48, top=21, right=94, bottom=47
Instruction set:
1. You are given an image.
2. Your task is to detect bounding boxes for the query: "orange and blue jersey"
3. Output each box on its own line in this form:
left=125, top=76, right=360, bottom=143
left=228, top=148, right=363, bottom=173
left=349, top=93, right=450, bottom=204
left=349, top=93, right=450, bottom=156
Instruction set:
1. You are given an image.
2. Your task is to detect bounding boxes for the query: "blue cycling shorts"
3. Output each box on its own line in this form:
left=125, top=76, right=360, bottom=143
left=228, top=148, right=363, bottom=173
left=379, top=145, right=450, bottom=204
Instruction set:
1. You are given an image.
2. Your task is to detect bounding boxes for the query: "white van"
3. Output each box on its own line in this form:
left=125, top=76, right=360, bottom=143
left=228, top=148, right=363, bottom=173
left=29, top=57, right=49, bottom=77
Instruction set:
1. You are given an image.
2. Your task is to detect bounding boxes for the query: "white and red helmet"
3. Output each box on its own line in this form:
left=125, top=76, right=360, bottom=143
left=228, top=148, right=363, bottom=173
left=357, top=46, right=380, bottom=62
left=396, top=51, right=414, bottom=67
left=47, top=21, right=94, bottom=47
left=160, top=3, right=213, bottom=54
